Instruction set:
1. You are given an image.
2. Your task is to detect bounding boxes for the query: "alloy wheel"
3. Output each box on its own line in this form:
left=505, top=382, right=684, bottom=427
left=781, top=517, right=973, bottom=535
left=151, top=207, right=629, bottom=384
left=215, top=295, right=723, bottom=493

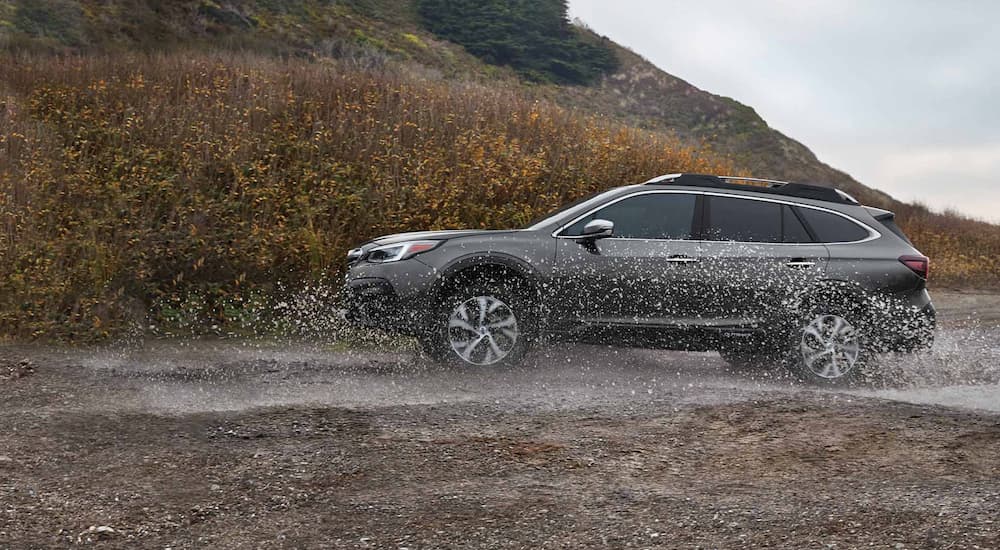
left=799, top=314, right=861, bottom=379
left=447, top=296, right=519, bottom=366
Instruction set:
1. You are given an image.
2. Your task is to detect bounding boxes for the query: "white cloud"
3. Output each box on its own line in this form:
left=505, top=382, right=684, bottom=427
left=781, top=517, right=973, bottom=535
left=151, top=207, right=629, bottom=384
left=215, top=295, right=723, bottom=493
left=868, top=143, right=1000, bottom=221
left=567, top=0, right=1000, bottom=221
left=877, top=144, right=1000, bottom=178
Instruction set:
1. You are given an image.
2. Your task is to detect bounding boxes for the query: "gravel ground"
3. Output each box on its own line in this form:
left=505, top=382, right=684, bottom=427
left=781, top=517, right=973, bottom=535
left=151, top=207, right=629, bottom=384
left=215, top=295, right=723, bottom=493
left=1, top=290, right=998, bottom=549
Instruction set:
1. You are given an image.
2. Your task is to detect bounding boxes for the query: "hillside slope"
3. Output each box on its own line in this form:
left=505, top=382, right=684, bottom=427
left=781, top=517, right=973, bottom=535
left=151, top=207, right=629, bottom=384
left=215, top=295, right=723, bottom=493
left=0, top=0, right=906, bottom=207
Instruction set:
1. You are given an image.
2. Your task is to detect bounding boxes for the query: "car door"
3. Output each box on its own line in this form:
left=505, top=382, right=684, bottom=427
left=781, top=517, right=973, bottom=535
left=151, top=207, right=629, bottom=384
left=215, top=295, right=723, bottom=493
left=549, top=191, right=706, bottom=331
left=694, top=194, right=829, bottom=326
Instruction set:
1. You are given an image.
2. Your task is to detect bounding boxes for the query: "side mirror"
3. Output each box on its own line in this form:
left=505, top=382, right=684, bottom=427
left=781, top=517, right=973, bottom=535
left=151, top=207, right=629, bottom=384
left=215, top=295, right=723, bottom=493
left=578, top=219, right=614, bottom=241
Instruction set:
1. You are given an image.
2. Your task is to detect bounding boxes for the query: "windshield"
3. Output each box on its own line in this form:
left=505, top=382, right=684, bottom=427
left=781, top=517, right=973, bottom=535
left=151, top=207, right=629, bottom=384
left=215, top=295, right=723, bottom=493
left=524, top=187, right=633, bottom=230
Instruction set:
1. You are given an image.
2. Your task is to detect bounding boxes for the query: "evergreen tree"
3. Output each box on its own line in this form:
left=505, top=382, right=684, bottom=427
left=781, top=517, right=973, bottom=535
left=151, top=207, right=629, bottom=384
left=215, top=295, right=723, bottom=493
left=416, top=0, right=619, bottom=85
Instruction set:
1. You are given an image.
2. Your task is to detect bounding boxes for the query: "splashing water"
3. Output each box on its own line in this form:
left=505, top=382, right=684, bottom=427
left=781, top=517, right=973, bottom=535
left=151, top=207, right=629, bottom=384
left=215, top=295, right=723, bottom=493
left=22, top=291, right=1000, bottom=416
left=853, top=320, right=1000, bottom=412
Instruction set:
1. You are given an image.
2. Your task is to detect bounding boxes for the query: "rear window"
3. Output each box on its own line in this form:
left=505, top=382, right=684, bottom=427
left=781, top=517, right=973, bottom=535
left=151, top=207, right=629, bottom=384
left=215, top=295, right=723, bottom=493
left=796, top=207, right=871, bottom=243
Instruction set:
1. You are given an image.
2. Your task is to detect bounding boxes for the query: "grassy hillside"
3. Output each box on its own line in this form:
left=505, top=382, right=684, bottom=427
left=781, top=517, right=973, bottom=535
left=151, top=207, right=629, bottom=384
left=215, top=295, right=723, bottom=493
left=0, top=0, right=492, bottom=77
left=0, top=1, right=979, bottom=205
left=0, top=0, right=998, bottom=340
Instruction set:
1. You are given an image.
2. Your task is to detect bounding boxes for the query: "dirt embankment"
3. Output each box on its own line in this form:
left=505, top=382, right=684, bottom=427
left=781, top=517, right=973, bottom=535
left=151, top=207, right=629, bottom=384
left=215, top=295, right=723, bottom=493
left=0, top=290, right=998, bottom=548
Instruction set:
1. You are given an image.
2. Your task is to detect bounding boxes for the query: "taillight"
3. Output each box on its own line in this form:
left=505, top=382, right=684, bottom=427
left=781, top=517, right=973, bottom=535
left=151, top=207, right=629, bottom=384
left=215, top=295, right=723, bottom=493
left=899, top=255, right=929, bottom=279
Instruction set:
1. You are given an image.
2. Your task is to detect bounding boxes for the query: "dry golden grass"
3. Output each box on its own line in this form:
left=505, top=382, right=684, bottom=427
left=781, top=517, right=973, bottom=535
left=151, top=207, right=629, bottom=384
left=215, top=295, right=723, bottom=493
left=889, top=203, right=1000, bottom=287
left=0, top=52, right=736, bottom=338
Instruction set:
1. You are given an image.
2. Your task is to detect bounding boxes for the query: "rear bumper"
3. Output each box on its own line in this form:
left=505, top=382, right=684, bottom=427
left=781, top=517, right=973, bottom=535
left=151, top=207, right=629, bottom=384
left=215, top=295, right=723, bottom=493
left=874, top=292, right=936, bottom=352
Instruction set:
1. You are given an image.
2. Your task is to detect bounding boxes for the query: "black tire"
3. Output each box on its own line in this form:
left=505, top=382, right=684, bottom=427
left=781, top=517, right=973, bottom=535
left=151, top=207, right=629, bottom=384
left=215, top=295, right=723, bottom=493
left=719, top=349, right=778, bottom=371
left=416, top=334, right=449, bottom=362
left=785, top=302, right=871, bottom=386
left=422, top=281, right=533, bottom=368
left=719, top=349, right=762, bottom=371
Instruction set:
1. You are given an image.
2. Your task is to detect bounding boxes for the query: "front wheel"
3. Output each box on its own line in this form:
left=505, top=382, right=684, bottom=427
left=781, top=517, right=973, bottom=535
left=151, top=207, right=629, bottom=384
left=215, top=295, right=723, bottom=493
left=421, top=283, right=532, bottom=368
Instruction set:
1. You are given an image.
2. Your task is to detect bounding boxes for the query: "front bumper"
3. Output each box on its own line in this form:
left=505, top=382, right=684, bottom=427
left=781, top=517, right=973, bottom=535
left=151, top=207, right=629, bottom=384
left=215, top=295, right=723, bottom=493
left=344, top=278, right=411, bottom=333
left=342, top=258, right=438, bottom=335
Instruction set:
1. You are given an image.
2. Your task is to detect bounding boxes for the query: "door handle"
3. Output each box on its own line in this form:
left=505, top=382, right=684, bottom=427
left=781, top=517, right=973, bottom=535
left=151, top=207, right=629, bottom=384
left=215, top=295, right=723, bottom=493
left=666, top=255, right=699, bottom=264
left=786, top=258, right=816, bottom=268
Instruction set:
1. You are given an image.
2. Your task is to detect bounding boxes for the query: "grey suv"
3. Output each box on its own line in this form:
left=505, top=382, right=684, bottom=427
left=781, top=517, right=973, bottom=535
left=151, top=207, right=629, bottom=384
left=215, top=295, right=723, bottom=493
left=344, top=174, right=935, bottom=383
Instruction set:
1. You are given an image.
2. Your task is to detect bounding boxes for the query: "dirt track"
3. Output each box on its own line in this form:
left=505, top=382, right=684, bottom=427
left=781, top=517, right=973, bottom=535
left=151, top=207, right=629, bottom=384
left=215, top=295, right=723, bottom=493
left=1, top=291, right=999, bottom=549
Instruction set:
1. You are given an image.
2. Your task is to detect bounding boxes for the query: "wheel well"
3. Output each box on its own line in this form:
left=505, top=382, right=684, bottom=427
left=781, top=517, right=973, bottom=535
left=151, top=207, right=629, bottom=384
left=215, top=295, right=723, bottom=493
left=798, top=282, right=871, bottom=320
left=437, top=263, right=535, bottom=302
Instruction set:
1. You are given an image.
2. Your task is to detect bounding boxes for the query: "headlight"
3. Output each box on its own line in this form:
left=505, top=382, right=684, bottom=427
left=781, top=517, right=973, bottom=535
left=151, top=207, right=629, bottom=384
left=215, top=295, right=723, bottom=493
left=346, top=248, right=364, bottom=264
left=366, top=240, right=441, bottom=263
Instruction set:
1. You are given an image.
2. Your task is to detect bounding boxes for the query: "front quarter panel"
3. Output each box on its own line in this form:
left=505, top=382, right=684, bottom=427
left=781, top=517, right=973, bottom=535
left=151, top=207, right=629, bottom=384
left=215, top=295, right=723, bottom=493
left=418, top=230, right=557, bottom=284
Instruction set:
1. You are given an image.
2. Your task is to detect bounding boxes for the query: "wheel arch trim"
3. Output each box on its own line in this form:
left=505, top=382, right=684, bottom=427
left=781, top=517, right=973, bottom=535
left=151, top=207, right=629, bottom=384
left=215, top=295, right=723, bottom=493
left=794, top=278, right=877, bottom=322
left=431, top=252, right=541, bottom=299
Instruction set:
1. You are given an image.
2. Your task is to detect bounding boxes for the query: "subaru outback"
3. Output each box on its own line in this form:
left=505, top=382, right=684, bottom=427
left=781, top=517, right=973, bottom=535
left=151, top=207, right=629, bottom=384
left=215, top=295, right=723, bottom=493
left=343, top=174, right=935, bottom=383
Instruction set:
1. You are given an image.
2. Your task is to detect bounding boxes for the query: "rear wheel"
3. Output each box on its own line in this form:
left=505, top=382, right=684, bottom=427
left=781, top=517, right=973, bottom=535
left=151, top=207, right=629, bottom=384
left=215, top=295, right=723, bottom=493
left=421, top=282, right=532, bottom=368
left=788, top=306, right=869, bottom=384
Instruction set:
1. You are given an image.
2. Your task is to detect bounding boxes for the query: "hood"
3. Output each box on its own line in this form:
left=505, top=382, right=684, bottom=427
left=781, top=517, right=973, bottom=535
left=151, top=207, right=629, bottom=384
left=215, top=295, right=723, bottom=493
left=364, top=229, right=516, bottom=248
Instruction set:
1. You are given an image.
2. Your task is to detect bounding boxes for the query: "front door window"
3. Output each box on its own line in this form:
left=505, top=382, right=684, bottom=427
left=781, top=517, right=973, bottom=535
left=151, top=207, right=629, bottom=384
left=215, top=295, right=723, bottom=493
left=561, top=193, right=697, bottom=240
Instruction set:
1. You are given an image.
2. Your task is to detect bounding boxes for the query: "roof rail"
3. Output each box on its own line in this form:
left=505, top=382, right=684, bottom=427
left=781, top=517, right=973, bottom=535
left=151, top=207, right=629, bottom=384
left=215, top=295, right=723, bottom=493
left=643, top=173, right=859, bottom=205
left=719, top=175, right=790, bottom=186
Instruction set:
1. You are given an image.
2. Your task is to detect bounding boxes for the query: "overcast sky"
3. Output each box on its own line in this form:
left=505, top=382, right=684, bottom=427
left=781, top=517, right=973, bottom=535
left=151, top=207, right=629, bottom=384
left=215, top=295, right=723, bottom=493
left=568, top=0, right=1000, bottom=222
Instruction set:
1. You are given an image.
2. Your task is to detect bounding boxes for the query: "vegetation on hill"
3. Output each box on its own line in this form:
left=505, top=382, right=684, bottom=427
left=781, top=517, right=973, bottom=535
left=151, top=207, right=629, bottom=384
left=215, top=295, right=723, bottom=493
left=0, top=53, right=732, bottom=339
left=0, top=0, right=464, bottom=70
left=415, top=0, right=619, bottom=84
left=0, top=0, right=997, bottom=341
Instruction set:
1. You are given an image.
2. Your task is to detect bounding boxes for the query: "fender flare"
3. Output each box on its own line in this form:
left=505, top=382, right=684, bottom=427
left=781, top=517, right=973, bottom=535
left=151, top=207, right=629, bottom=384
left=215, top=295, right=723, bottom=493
left=431, top=252, right=541, bottom=301
left=795, top=278, right=874, bottom=319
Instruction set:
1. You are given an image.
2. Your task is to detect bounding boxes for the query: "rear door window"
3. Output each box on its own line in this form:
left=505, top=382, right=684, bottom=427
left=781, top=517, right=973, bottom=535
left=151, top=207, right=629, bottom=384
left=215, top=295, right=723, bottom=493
left=782, top=205, right=813, bottom=243
left=561, top=193, right=697, bottom=240
left=796, top=207, right=871, bottom=243
left=704, top=196, right=782, bottom=242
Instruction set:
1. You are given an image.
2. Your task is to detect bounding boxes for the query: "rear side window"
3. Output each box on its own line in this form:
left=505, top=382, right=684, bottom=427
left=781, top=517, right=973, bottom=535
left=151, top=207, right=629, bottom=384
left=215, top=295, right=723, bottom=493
left=878, top=217, right=913, bottom=245
left=704, top=196, right=782, bottom=242
left=562, top=193, right=697, bottom=239
left=796, top=207, right=871, bottom=243
left=782, top=205, right=813, bottom=243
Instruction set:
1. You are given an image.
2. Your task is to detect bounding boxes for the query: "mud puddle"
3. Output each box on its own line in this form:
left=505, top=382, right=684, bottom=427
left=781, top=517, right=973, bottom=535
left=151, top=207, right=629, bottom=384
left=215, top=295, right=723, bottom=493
left=21, top=325, right=996, bottom=417
left=861, top=383, right=1000, bottom=412
left=6, top=291, right=998, bottom=417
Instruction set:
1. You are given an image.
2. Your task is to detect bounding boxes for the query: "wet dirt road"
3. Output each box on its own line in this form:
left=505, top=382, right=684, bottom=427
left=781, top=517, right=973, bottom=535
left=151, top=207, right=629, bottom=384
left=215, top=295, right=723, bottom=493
left=1, top=291, right=999, bottom=548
